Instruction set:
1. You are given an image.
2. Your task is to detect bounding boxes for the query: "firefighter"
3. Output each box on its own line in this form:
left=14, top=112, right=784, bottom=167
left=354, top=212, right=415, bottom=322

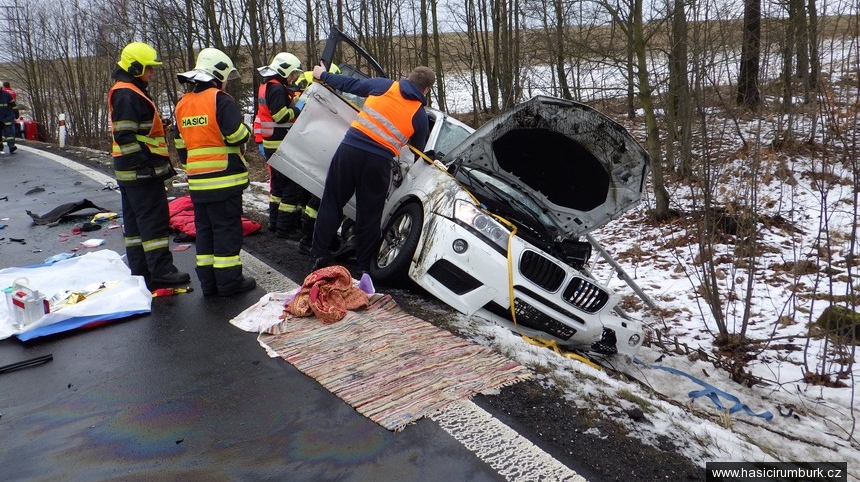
left=108, top=42, right=189, bottom=288
left=174, top=47, right=256, bottom=297
left=255, top=52, right=306, bottom=240
left=0, top=87, right=16, bottom=153
left=292, top=63, right=341, bottom=256
left=292, top=63, right=338, bottom=92
left=309, top=63, right=435, bottom=275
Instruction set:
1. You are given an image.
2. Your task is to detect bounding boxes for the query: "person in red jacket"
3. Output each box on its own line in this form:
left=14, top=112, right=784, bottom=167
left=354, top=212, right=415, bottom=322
left=108, top=42, right=189, bottom=288
left=255, top=52, right=306, bottom=239
left=174, top=48, right=256, bottom=297
left=2, top=81, right=17, bottom=101
left=309, top=63, right=435, bottom=279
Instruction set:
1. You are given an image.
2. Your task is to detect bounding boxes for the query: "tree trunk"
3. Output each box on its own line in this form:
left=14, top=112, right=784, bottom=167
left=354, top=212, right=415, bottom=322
left=632, top=0, right=670, bottom=219
left=668, top=0, right=692, bottom=178
left=737, top=0, right=761, bottom=108
left=807, top=0, right=820, bottom=91
left=791, top=0, right=811, bottom=103
left=431, top=0, right=446, bottom=109
left=305, top=0, right=316, bottom=65
left=553, top=0, right=572, bottom=100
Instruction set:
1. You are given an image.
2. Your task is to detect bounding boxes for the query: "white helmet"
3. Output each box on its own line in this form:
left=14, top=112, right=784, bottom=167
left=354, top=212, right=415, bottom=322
left=257, top=52, right=301, bottom=79
left=177, top=47, right=239, bottom=84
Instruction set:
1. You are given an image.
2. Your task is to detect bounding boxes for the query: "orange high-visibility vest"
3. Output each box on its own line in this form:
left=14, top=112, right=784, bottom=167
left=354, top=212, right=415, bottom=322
left=175, top=88, right=238, bottom=176
left=107, top=81, right=168, bottom=158
left=256, top=80, right=295, bottom=138
left=351, top=81, right=421, bottom=157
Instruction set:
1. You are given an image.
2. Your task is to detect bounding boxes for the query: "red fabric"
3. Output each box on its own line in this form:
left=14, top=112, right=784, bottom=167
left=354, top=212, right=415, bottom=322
left=168, top=195, right=261, bottom=238
left=284, top=265, right=369, bottom=323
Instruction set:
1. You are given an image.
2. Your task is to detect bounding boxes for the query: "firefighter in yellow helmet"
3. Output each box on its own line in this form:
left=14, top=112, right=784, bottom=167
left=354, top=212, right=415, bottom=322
left=291, top=62, right=342, bottom=256
left=294, top=63, right=340, bottom=91
left=108, top=41, right=190, bottom=288
left=173, top=48, right=256, bottom=297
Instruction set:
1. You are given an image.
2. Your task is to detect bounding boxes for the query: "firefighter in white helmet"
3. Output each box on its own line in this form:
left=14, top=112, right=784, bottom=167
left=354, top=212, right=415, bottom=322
left=173, top=47, right=256, bottom=297
left=254, top=52, right=309, bottom=240
left=108, top=41, right=190, bottom=288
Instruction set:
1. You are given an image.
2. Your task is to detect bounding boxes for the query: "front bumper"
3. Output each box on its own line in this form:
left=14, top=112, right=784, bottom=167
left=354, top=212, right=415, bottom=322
left=408, top=211, right=644, bottom=357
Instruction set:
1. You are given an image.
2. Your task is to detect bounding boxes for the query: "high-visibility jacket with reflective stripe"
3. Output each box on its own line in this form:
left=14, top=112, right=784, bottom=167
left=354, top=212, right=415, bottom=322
left=351, top=81, right=421, bottom=157
left=108, top=81, right=172, bottom=183
left=256, top=79, right=298, bottom=149
left=175, top=88, right=249, bottom=193
left=253, top=116, right=263, bottom=143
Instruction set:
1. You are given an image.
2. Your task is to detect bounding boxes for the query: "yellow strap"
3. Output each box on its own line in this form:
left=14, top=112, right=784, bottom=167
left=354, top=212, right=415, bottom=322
left=521, top=336, right=602, bottom=370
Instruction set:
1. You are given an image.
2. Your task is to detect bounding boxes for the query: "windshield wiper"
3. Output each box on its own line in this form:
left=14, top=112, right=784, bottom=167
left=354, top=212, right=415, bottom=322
left=481, top=181, right=552, bottom=240
left=453, top=163, right=552, bottom=240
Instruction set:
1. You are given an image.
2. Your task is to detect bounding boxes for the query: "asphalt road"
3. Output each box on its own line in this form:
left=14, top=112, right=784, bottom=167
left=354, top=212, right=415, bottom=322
left=0, top=145, right=592, bottom=482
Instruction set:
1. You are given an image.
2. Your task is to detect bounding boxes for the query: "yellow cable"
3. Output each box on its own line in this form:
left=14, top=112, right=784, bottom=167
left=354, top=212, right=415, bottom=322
left=521, top=336, right=602, bottom=370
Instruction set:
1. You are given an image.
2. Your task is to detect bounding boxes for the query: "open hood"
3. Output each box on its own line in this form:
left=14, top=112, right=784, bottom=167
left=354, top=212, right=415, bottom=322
left=443, top=96, right=650, bottom=240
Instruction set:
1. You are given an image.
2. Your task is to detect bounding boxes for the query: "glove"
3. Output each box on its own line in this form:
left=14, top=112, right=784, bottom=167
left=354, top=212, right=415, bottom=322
left=258, top=144, right=265, bottom=156
left=294, top=97, right=305, bottom=112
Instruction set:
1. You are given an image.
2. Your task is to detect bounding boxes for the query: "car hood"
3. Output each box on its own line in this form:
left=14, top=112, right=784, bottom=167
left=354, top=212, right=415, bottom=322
left=443, top=95, right=650, bottom=240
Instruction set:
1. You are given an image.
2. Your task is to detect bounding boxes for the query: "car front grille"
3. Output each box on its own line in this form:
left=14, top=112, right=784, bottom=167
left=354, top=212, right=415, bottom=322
left=519, top=250, right=565, bottom=292
left=563, top=277, right=609, bottom=313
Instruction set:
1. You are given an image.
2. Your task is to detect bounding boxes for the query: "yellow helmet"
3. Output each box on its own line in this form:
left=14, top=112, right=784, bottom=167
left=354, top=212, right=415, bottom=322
left=294, top=71, right=314, bottom=91
left=294, top=63, right=340, bottom=91
left=118, top=42, right=162, bottom=77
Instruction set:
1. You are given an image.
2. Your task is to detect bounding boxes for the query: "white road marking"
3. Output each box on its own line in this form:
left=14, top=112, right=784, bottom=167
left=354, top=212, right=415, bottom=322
left=18, top=145, right=116, bottom=186
left=431, top=399, right=588, bottom=482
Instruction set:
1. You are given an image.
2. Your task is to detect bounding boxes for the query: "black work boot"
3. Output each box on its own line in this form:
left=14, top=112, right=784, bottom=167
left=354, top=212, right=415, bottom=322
left=195, top=266, right=218, bottom=296
left=268, top=203, right=279, bottom=232
left=276, top=211, right=302, bottom=240
left=219, top=277, right=256, bottom=297
left=311, top=257, right=335, bottom=271
left=298, top=217, right=315, bottom=255
left=150, top=270, right=191, bottom=286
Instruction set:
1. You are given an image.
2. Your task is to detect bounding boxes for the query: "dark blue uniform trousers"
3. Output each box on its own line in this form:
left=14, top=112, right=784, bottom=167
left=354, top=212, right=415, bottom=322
left=312, top=143, right=391, bottom=272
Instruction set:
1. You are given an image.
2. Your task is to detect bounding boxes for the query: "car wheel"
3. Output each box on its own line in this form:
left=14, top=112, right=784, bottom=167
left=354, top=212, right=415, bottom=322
left=371, top=202, right=423, bottom=284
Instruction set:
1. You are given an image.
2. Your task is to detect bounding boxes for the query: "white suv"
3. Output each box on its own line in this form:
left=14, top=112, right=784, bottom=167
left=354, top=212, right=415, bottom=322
left=269, top=28, right=651, bottom=357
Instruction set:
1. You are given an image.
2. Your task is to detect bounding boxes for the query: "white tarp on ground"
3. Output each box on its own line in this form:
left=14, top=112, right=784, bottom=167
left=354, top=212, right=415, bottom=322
left=0, top=250, right=151, bottom=341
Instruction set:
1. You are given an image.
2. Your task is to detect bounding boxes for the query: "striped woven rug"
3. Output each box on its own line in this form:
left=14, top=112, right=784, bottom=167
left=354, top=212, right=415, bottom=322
left=260, top=294, right=531, bottom=431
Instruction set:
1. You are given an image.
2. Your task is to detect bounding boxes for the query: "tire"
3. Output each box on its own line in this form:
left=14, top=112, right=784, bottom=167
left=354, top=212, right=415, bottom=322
left=371, top=202, right=423, bottom=284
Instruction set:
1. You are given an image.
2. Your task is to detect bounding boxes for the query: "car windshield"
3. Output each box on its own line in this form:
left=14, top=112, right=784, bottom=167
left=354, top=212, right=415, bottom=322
left=434, top=120, right=473, bottom=159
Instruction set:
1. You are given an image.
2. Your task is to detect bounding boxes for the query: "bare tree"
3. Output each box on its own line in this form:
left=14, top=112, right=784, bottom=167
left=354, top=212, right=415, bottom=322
left=666, top=0, right=692, bottom=178
left=736, top=0, right=761, bottom=108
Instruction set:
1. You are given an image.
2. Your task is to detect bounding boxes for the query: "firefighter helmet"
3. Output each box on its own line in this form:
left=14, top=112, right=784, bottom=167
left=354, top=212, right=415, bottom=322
left=118, top=42, right=162, bottom=77
left=257, top=52, right=301, bottom=79
left=177, top=47, right=239, bottom=84
left=294, top=63, right=340, bottom=91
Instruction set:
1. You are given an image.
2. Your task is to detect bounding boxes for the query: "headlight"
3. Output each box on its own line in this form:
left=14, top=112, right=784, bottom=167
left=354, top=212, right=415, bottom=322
left=453, top=200, right=510, bottom=252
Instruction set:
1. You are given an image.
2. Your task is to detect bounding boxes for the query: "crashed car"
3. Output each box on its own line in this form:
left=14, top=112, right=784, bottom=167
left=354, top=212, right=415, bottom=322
left=269, top=28, right=651, bottom=357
